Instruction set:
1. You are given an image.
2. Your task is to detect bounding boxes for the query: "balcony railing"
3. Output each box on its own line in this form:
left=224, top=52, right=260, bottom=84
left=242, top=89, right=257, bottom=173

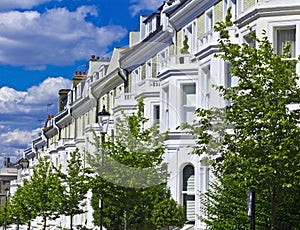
left=114, top=93, right=136, bottom=107
left=157, top=54, right=197, bottom=75
left=198, top=29, right=219, bottom=50
left=198, top=27, right=237, bottom=51
left=57, top=138, right=74, bottom=148
left=137, top=78, right=160, bottom=96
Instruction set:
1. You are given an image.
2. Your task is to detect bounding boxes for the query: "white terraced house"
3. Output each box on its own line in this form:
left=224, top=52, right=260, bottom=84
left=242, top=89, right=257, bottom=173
left=10, top=0, right=300, bottom=229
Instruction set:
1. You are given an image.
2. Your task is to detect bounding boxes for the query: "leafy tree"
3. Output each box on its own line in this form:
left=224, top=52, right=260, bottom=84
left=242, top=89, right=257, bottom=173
left=87, top=98, right=185, bottom=229
left=185, top=18, right=300, bottom=229
left=10, top=179, right=37, bottom=229
left=0, top=197, right=12, bottom=228
left=58, top=149, right=90, bottom=230
left=29, top=159, right=66, bottom=229
left=151, top=194, right=185, bottom=229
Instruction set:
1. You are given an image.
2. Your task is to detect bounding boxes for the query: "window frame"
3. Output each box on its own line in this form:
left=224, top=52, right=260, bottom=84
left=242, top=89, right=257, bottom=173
left=274, top=26, right=296, bottom=58
left=146, top=60, right=152, bottom=79
left=182, top=20, right=197, bottom=53
left=182, top=164, right=196, bottom=221
left=268, top=21, right=299, bottom=59
left=205, top=9, right=214, bottom=33
left=181, top=83, right=197, bottom=124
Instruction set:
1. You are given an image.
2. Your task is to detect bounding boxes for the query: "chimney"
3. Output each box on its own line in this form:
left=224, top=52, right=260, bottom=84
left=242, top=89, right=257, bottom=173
left=90, top=54, right=96, bottom=61
left=58, top=89, right=70, bottom=112
left=3, top=157, right=10, bottom=168
left=72, top=71, right=87, bottom=88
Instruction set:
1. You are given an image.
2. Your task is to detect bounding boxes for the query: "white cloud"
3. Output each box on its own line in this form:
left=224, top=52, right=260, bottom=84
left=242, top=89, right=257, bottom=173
left=0, top=129, right=35, bottom=147
left=0, top=77, right=71, bottom=160
left=0, top=6, right=127, bottom=68
left=0, top=77, right=71, bottom=116
left=0, top=0, right=52, bottom=11
left=25, top=77, right=71, bottom=104
left=130, top=0, right=163, bottom=16
left=0, top=128, right=40, bottom=165
left=0, top=87, right=27, bottom=103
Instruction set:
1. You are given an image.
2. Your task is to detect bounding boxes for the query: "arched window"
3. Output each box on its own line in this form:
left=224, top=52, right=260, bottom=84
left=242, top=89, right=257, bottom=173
left=182, top=164, right=195, bottom=222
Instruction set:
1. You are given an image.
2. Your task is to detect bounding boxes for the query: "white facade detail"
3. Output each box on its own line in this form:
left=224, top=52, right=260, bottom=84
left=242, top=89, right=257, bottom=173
left=8, top=0, right=300, bottom=229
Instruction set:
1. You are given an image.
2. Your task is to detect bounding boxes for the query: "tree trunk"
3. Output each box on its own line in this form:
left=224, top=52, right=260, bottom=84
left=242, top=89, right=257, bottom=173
left=43, top=215, right=47, bottom=230
left=27, top=220, right=31, bottom=230
left=70, top=215, right=73, bottom=230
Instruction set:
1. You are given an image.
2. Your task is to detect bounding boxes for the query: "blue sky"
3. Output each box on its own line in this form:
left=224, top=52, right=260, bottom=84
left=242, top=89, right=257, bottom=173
left=0, top=0, right=163, bottom=164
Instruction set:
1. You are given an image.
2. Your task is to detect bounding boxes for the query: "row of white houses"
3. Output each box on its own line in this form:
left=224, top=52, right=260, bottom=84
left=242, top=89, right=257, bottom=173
left=10, top=0, right=300, bottom=229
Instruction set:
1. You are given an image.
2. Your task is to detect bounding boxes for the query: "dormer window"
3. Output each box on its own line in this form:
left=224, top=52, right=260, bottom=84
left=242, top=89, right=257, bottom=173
left=141, top=13, right=159, bottom=40
left=99, top=65, right=106, bottom=78
left=67, top=91, right=73, bottom=105
left=76, top=83, right=82, bottom=99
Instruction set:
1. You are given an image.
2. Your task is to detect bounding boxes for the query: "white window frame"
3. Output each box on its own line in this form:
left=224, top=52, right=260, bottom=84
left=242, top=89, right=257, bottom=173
left=275, top=26, right=296, bottom=58
left=236, top=0, right=243, bottom=16
left=182, top=164, right=196, bottom=221
left=67, top=90, right=73, bottom=105
left=157, top=48, right=169, bottom=74
left=76, top=83, right=82, bottom=99
left=131, top=67, right=141, bottom=93
left=162, top=86, right=169, bottom=131
left=205, top=9, right=214, bottom=33
left=151, top=103, right=160, bottom=125
left=110, top=91, right=114, bottom=112
left=201, top=64, right=211, bottom=109
left=146, top=60, right=152, bottom=79
left=181, top=83, right=197, bottom=124
left=99, top=65, right=106, bottom=78
left=268, top=21, right=299, bottom=59
left=224, top=0, right=237, bottom=22
left=183, top=20, right=197, bottom=53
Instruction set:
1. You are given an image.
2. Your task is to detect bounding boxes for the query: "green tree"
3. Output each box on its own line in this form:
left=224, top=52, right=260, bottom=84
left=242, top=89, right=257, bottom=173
left=30, top=159, right=66, bottom=229
left=151, top=194, right=185, bottom=229
left=10, top=179, right=37, bottom=229
left=58, top=149, right=90, bottom=230
left=87, top=98, right=185, bottom=229
left=186, top=20, right=300, bottom=229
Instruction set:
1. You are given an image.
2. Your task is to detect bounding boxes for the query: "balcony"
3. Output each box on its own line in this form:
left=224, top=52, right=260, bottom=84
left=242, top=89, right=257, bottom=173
left=57, top=138, right=75, bottom=149
left=137, top=78, right=160, bottom=97
left=167, top=54, right=196, bottom=67
left=198, top=27, right=237, bottom=52
left=198, top=29, right=219, bottom=50
left=113, top=93, right=137, bottom=114
left=115, top=93, right=136, bottom=106
left=157, top=54, right=197, bottom=78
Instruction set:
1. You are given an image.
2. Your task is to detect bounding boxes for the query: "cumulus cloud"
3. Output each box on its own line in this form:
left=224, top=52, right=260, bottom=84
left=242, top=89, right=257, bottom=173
left=0, top=128, right=40, bottom=165
left=130, top=0, right=163, bottom=16
left=0, top=77, right=71, bottom=124
left=0, top=129, right=35, bottom=148
left=0, top=77, right=71, bottom=162
left=25, top=77, right=72, bottom=105
left=0, top=0, right=53, bottom=11
left=0, top=6, right=127, bottom=68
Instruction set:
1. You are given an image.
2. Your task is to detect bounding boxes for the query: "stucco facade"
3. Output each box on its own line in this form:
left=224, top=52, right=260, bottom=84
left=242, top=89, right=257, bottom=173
left=9, top=0, right=300, bottom=229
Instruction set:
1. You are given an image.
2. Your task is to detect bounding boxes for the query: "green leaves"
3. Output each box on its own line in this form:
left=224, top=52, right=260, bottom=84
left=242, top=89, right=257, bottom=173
left=60, top=149, right=91, bottom=229
left=10, top=159, right=66, bottom=229
left=193, top=21, right=300, bottom=229
left=87, top=97, right=185, bottom=229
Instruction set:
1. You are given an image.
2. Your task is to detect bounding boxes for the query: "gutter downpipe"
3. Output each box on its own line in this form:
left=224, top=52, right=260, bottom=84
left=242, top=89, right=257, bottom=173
left=117, top=68, right=129, bottom=93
